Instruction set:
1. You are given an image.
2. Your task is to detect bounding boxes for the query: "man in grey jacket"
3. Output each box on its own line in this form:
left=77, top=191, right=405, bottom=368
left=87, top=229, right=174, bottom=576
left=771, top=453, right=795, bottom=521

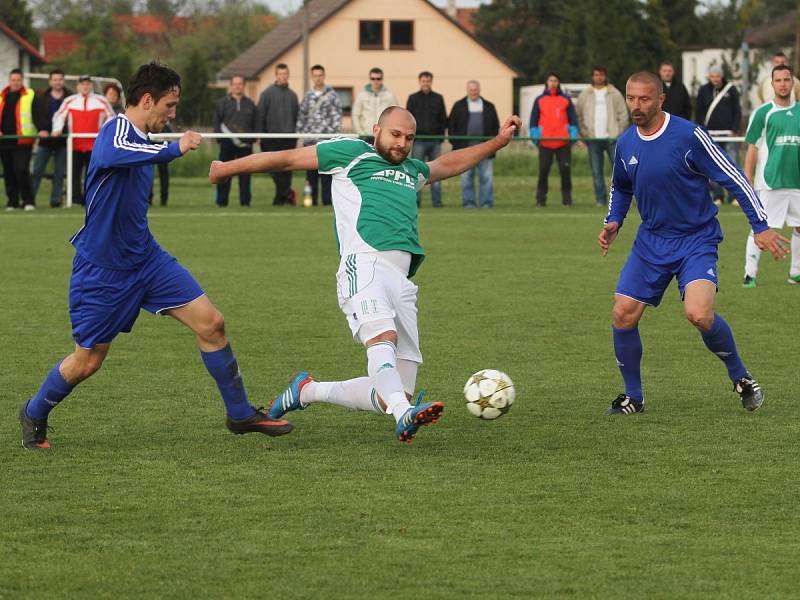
left=576, top=66, right=629, bottom=206
left=257, top=63, right=299, bottom=205
left=214, top=75, right=256, bottom=207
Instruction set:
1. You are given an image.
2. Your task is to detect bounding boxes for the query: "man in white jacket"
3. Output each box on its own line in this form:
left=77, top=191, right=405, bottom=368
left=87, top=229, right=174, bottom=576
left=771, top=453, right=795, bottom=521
left=352, top=68, right=397, bottom=139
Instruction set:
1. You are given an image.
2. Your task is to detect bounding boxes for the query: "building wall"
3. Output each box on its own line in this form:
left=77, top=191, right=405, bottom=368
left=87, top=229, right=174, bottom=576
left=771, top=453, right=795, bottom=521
left=246, top=0, right=517, bottom=130
left=0, top=33, right=33, bottom=86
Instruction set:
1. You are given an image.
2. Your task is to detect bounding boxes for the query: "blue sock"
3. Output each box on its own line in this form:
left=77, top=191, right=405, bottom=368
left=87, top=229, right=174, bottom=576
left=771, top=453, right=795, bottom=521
left=201, top=344, right=256, bottom=420
left=26, top=361, right=75, bottom=420
left=700, top=314, right=748, bottom=382
left=612, top=326, right=644, bottom=402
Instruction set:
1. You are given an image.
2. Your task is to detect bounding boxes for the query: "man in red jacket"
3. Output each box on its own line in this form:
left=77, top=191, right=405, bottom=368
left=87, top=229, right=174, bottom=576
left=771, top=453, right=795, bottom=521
left=52, top=75, right=114, bottom=205
left=530, top=72, right=578, bottom=207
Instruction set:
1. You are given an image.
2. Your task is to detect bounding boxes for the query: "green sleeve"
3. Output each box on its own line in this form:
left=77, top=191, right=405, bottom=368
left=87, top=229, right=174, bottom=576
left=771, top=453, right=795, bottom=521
left=745, top=106, right=767, bottom=145
left=408, top=158, right=430, bottom=192
left=317, top=138, right=372, bottom=173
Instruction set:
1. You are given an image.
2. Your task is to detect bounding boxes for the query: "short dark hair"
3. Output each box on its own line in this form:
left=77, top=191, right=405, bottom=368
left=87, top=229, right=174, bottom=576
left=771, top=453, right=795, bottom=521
left=275, top=63, right=288, bottom=71
left=628, top=70, right=664, bottom=94
left=370, top=67, right=384, bottom=76
left=659, top=61, right=674, bottom=68
left=49, top=68, right=65, bottom=78
left=10, top=68, right=22, bottom=77
left=545, top=71, right=560, bottom=82
left=774, top=51, right=788, bottom=59
left=102, top=82, right=122, bottom=96
left=418, top=71, right=433, bottom=79
left=310, top=64, right=324, bottom=73
left=230, top=74, right=245, bottom=84
left=592, top=65, right=607, bottom=74
left=773, top=64, right=793, bottom=79
left=126, top=62, right=181, bottom=106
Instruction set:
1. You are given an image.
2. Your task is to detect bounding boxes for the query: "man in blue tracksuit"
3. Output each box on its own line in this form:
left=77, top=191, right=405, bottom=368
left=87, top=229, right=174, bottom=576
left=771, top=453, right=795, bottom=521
left=597, top=71, right=789, bottom=416
left=19, top=62, right=292, bottom=449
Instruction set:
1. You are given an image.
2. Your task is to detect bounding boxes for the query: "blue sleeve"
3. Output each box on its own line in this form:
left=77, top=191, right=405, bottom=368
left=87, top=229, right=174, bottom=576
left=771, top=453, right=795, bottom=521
left=530, top=98, right=540, bottom=127
left=606, top=144, right=633, bottom=227
left=688, top=127, right=769, bottom=233
left=92, top=121, right=182, bottom=169
left=567, top=99, right=578, bottom=126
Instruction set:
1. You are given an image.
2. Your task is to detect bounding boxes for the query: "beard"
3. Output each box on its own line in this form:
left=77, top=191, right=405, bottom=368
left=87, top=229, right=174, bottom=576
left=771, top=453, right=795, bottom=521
left=374, top=137, right=410, bottom=165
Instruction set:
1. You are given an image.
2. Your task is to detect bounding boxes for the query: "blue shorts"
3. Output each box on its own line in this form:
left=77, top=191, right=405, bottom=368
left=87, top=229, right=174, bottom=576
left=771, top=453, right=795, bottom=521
left=616, top=224, right=722, bottom=307
left=69, top=248, right=204, bottom=348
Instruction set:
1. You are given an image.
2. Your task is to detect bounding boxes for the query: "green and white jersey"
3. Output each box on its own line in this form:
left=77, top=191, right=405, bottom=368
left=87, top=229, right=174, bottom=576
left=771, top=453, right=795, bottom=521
left=745, top=101, right=800, bottom=190
left=317, top=137, right=429, bottom=276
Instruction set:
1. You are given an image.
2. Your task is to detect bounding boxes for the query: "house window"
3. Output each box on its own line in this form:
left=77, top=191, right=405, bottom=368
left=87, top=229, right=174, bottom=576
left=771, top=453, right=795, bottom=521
left=359, top=21, right=383, bottom=50
left=389, top=21, right=413, bottom=49
left=334, top=87, right=353, bottom=116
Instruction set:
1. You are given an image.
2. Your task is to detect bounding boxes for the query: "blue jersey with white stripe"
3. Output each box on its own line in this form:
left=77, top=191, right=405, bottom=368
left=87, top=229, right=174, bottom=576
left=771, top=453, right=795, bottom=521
left=71, top=114, right=182, bottom=269
left=606, top=113, right=768, bottom=237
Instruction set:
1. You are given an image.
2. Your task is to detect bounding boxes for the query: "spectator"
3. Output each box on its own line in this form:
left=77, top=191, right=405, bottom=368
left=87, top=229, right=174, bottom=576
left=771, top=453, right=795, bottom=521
left=352, top=68, right=398, bottom=139
left=659, top=61, right=692, bottom=120
left=256, top=63, right=298, bottom=206
left=1, top=68, right=36, bottom=211
left=577, top=66, right=629, bottom=206
left=448, top=80, right=500, bottom=208
left=52, top=75, right=114, bottom=206
left=102, top=82, right=124, bottom=115
left=695, top=65, right=742, bottom=205
left=406, top=71, right=447, bottom=208
left=32, top=69, right=72, bottom=208
left=530, top=72, right=578, bottom=207
left=757, top=52, right=800, bottom=104
left=215, top=75, right=257, bottom=207
left=296, top=64, right=341, bottom=206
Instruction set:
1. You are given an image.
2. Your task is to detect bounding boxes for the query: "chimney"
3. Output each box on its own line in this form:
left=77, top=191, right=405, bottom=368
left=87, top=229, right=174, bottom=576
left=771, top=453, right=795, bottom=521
left=446, top=0, right=457, bottom=18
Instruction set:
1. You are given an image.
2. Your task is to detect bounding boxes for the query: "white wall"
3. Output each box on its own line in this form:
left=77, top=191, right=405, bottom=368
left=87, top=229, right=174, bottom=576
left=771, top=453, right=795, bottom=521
left=0, top=31, right=33, bottom=86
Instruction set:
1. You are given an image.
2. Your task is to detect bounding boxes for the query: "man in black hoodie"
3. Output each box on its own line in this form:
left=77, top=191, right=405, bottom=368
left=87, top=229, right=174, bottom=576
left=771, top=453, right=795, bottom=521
left=659, top=61, right=692, bottom=121
left=31, top=69, right=71, bottom=208
left=406, top=71, right=447, bottom=207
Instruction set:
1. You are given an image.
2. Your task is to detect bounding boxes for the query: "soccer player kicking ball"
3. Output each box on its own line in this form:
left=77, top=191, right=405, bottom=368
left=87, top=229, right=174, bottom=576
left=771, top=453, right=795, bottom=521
left=19, top=62, right=292, bottom=450
left=210, top=107, right=521, bottom=442
left=598, top=71, right=789, bottom=416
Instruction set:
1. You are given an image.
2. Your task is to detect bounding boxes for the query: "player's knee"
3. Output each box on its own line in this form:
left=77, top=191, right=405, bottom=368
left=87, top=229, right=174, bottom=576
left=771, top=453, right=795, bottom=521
left=198, top=310, right=226, bottom=341
left=612, top=304, right=637, bottom=329
left=79, top=355, right=105, bottom=379
left=685, top=310, right=713, bottom=331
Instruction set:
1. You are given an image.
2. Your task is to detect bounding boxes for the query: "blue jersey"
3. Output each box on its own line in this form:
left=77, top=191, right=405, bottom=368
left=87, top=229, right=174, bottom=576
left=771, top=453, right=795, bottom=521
left=606, top=113, right=768, bottom=237
left=70, top=114, right=183, bottom=269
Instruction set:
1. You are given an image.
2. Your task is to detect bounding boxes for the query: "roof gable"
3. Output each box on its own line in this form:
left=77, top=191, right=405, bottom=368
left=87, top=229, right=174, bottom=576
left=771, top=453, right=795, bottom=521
left=0, top=21, right=47, bottom=63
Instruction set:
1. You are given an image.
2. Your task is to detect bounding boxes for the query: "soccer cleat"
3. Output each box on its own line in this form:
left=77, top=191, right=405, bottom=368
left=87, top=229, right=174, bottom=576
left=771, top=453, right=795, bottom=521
left=604, top=394, right=645, bottom=416
left=742, top=275, right=757, bottom=288
left=734, top=375, right=763, bottom=412
left=267, top=371, right=313, bottom=419
left=787, top=274, right=800, bottom=285
left=225, top=407, right=294, bottom=436
left=19, top=401, right=51, bottom=449
left=395, top=400, right=444, bottom=443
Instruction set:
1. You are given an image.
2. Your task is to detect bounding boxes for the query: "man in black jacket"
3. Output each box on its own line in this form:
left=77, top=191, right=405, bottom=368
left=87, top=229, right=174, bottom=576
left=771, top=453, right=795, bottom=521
left=214, top=75, right=257, bottom=207
left=448, top=80, right=500, bottom=207
left=695, top=65, right=742, bottom=205
left=32, top=69, right=71, bottom=208
left=659, top=61, right=692, bottom=120
left=406, top=71, right=447, bottom=207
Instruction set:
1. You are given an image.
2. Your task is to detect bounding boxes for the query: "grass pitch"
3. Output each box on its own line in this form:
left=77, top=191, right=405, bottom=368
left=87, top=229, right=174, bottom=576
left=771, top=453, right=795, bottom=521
left=2, top=172, right=799, bottom=598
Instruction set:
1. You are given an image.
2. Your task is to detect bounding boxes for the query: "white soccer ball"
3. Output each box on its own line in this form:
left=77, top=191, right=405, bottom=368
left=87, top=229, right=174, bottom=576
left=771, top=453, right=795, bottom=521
left=463, top=369, right=515, bottom=420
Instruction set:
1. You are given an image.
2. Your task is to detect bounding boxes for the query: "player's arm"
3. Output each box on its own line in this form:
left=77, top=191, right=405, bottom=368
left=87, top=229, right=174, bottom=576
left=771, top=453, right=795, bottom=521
left=94, top=129, right=201, bottom=169
left=743, top=143, right=758, bottom=183
left=209, top=144, right=318, bottom=184
left=426, top=115, right=520, bottom=184
left=598, top=147, right=633, bottom=256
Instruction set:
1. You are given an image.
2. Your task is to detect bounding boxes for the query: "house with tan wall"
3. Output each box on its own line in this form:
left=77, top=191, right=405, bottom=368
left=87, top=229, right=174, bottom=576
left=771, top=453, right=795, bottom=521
left=218, top=0, right=521, bottom=132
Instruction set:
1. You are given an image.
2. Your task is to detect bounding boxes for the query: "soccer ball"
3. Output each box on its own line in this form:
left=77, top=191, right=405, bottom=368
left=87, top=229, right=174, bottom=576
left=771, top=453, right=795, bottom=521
left=463, top=369, right=515, bottom=420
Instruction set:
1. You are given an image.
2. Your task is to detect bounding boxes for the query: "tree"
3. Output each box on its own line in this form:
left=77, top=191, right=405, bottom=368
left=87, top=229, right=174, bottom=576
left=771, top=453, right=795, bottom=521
left=1, top=0, right=38, bottom=46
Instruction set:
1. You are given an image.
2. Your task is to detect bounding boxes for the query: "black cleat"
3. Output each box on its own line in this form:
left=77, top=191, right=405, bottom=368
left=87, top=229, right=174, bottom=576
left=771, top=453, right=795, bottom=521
left=605, top=394, right=645, bottom=416
left=19, top=401, right=51, bottom=449
left=225, top=407, right=294, bottom=437
left=734, top=375, right=763, bottom=411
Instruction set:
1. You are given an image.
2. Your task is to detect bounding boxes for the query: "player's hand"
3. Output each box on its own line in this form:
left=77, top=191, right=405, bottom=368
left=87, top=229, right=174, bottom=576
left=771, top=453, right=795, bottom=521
left=754, top=228, right=790, bottom=260
left=208, top=160, right=230, bottom=185
left=598, top=222, right=619, bottom=257
left=496, top=116, right=522, bottom=147
left=179, top=130, right=202, bottom=155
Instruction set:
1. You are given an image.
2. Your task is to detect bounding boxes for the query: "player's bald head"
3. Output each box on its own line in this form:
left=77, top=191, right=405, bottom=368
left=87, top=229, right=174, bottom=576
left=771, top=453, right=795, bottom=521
left=627, top=71, right=664, bottom=96
left=377, top=106, right=416, bottom=129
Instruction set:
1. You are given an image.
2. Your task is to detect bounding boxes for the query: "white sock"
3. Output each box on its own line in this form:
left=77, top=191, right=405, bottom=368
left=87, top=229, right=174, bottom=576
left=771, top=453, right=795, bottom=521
left=367, top=341, right=411, bottom=422
left=745, top=233, right=762, bottom=278
left=300, top=378, right=383, bottom=414
left=791, top=232, right=800, bottom=277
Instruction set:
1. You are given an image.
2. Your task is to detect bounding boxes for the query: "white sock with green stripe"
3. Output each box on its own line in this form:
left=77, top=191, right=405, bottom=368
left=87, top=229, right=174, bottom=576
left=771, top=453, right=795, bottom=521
left=745, top=233, right=761, bottom=278
left=367, top=341, right=411, bottom=422
left=300, top=377, right=383, bottom=414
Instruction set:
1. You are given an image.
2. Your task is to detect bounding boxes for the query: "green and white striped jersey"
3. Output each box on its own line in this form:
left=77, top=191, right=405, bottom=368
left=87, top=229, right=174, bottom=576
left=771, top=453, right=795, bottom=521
left=317, top=137, right=429, bottom=276
left=745, top=101, right=800, bottom=190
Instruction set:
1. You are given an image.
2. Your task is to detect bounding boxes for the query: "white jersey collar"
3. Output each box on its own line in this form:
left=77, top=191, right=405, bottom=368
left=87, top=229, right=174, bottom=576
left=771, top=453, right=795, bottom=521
left=637, top=111, right=670, bottom=141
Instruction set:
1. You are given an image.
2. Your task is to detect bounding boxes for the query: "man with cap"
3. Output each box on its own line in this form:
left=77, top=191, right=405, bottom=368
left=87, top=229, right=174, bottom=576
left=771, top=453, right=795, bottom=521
left=52, top=75, right=115, bottom=205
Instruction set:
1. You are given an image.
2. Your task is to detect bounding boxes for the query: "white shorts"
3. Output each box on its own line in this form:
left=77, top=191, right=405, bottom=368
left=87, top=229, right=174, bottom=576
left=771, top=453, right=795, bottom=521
left=336, top=252, right=422, bottom=364
left=758, top=188, right=800, bottom=228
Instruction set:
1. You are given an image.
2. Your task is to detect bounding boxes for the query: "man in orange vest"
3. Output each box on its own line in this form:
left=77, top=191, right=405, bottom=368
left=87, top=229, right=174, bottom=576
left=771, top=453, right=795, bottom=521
left=0, top=68, right=36, bottom=211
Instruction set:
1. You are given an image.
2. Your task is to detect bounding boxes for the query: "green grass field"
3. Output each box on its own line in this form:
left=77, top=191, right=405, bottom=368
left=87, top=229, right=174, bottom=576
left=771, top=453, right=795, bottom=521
left=2, top=167, right=799, bottom=598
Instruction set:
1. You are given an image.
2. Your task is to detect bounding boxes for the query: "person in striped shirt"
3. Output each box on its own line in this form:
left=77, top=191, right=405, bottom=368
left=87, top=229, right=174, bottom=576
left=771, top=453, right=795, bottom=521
left=19, top=62, right=293, bottom=450
left=597, top=71, right=789, bottom=416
